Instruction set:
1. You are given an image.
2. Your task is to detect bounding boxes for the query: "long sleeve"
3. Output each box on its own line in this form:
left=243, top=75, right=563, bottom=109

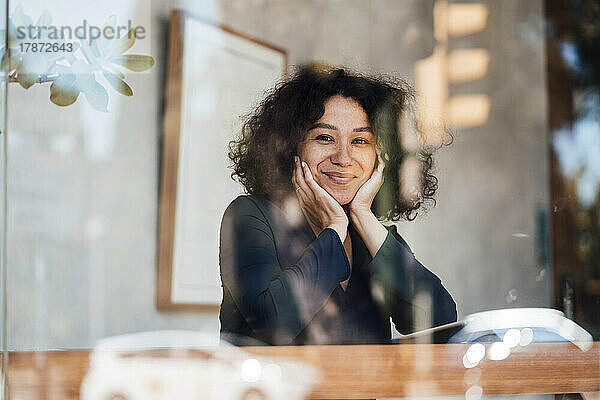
left=219, top=196, right=350, bottom=344
left=366, top=225, right=457, bottom=338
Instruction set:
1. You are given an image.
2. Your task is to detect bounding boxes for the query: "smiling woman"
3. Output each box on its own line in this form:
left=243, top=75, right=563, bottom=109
left=219, top=65, right=456, bottom=345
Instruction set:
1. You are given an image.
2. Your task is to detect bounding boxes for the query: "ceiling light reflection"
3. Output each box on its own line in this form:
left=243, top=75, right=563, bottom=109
left=241, top=358, right=262, bottom=382
left=487, top=342, right=510, bottom=361
left=519, top=328, right=534, bottom=346
left=446, top=95, right=491, bottom=129
left=465, top=385, right=484, bottom=400
left=448, top=49, right=490, bottom=83
left=503, top=328, right=521, bottom=348
left=263, top=363, right=282, bottom=382
left=463, top=353, right=478, bottom=369
left=447, top=3, right=489, bottom=37
left=463, top=367, right=482, bottom=385
left=466, top=343, right=486, bottom=364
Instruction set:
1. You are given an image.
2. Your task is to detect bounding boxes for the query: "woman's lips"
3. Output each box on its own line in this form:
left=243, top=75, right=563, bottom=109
left=322, top=172, right=355, bottom=184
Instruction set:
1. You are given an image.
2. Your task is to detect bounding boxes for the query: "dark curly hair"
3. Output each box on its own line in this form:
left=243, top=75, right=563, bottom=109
left=228, top=64, right=450, bottom=221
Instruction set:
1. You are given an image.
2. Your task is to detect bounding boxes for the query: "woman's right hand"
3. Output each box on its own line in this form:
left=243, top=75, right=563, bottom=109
left=292, top=156, right=348, bottom=242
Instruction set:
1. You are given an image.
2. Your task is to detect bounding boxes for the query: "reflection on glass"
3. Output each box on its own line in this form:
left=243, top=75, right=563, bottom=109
left=487, top=342, right=510, bottom=361
left=463, top=343, right=485, bottom=368
left=1, top=0, right=598, bottom=399
left=81, top=331, right=318, bottom=400
left=449, top=308, right=592, bottom=351
left=546, top=0, right=600, bottom=340
left=464, top=384, right=483, bottom=400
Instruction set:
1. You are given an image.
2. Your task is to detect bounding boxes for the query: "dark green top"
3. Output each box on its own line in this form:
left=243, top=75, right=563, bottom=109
left=219, top=195, right=457, bottom=345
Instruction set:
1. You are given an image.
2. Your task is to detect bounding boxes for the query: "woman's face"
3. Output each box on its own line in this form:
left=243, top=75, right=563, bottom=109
left=297, top=95, right=377, bottom=205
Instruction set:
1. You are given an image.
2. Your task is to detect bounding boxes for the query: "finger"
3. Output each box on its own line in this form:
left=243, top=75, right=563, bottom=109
left=295, top=157, right=312, bottom=198
left=295, top=171, right=319, bottom=222
left=373, top=152, right=385, bottom=176
left=293, top=165, right=312, bottom=208
left=291, top=158, right=298, bottom=187
left=365, top=155, right=384, bottom=181
left=292, top=158, right=310, bottom=201
left=301, top=161, right=319, bottom=191
left=378, top=150, right=386, bottom=165
left=292, top=163, right=304, bottom=202
left=376, top=155, right=385, bottom=174
left=363, top=157, right=385, bottom=191
left=295, top=182, right=310, bottom=207
left=292, top=156, right=301, bottom=189
left=302, top=161, right=331, bottom=200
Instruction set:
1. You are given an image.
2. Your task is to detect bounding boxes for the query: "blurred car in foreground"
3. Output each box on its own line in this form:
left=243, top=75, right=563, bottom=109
left=80, top=331, right=319, bottom=400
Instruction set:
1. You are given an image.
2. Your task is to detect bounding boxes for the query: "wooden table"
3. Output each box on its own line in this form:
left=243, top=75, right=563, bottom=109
left=5, top=342, right=600, bottom=399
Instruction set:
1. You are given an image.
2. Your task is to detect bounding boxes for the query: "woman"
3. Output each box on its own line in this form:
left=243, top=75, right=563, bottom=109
left=219, top=65, right=456, bottom=345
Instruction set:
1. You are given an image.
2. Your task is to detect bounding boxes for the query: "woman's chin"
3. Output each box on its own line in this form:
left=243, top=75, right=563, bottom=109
left=318, top=181, right=359, bottom=205
left=329, top=190, right=357, bottom=206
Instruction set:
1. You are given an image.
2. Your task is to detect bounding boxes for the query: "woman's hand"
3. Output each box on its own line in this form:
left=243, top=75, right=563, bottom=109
left=293, top=156, right=348, bottom=242
left=348, top=153, right=389, bottom=257
left=348, top=153, right=385, bottom=217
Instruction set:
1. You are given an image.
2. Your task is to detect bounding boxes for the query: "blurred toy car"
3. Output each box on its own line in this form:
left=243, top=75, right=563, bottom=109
left=80, top=331, right=319, bottom=400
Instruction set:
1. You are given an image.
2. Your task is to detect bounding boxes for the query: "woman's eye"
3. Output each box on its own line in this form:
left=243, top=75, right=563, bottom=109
left=315, top=135, right=334, bottom=142
left=353, top=138, right=368, bottom=144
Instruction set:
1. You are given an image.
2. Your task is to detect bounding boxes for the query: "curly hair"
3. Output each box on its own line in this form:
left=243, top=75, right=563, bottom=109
left=228, top=64, right=450, bottom=221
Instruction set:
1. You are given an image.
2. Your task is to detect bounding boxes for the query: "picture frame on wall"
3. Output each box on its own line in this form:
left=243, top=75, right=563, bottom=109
left=157, top=9, right=287, bottom=309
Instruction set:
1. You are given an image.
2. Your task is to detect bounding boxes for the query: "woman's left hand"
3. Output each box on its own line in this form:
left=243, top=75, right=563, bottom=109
left=349, top=153, right=385, bottom=216
left=348, top=153, right=389, bottom=257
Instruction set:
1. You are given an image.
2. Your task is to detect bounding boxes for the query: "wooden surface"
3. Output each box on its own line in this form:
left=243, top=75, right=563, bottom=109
left=6, top=343, right=600, bottom=399
left=156, top=8, right=185, bottom=310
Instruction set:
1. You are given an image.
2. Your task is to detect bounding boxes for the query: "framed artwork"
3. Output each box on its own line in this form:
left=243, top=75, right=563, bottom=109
left=157, top=9, right=287, bottom=309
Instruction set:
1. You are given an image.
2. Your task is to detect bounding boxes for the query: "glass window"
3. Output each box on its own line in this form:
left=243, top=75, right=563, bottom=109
left=1, top=0, right=598, bottom=399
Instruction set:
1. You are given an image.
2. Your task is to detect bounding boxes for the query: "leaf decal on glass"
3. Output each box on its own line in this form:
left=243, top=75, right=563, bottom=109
left=50, top=74, right=80, bottom=106
left=4, top=6, right=156, bottom=111
left=17, top=53, right=47, bottom=89
left=110, top=54, right=155, bottom=72
left=102, top=70, right=133, bottom=96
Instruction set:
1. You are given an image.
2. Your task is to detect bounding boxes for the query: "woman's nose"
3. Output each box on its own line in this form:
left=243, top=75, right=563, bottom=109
left=330, top=143, right=352, bottom=166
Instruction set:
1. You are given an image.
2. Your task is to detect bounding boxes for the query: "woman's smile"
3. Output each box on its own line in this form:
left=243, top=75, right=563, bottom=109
left=321, top=171, right=356, bottom=184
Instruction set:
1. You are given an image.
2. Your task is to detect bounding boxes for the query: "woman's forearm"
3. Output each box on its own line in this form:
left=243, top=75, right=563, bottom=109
left=349, top=209, right=388, bottom=258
